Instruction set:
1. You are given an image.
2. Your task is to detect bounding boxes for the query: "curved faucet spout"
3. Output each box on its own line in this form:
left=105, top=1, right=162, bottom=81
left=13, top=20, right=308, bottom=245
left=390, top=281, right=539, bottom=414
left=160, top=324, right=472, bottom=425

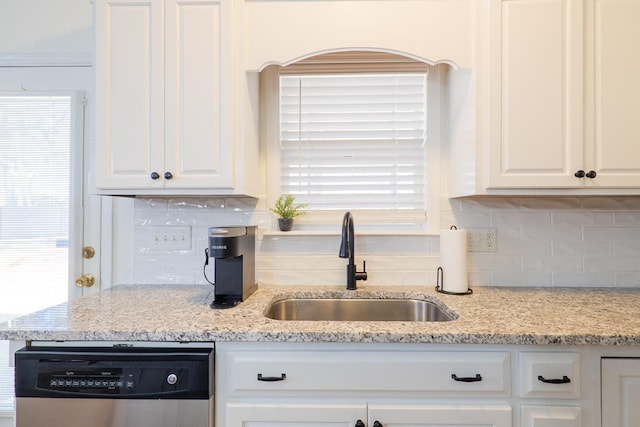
left=338, top=211, right=367, bottom=290
left=339, top=212, right=353, bottom=260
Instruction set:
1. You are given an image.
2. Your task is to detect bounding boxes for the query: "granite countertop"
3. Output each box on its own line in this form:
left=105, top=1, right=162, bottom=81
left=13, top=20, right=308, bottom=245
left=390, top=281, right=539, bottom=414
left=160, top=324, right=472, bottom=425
left=0, top=284, right=639, bottom=345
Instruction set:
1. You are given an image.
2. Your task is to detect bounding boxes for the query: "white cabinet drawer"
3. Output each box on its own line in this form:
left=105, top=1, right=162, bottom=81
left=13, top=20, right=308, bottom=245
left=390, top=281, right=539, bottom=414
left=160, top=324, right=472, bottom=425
left=519, top=352, right=580, bottom=399
left=225, top=350, right=510, bottom=397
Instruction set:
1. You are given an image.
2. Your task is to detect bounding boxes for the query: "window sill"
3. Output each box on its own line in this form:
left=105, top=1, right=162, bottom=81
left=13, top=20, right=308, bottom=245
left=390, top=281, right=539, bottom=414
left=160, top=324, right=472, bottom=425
left=262, top=230, right=440, bottom=237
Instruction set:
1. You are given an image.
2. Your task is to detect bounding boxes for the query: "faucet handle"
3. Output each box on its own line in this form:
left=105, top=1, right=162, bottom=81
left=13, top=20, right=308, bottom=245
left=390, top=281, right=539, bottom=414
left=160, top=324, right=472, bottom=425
left=355, top=260, right=368, bottom=281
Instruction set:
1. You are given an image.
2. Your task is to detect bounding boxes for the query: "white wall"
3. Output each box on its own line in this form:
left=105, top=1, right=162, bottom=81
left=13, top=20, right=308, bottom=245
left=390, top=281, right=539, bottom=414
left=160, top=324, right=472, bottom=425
left=0, top=0, right=92, bottom=58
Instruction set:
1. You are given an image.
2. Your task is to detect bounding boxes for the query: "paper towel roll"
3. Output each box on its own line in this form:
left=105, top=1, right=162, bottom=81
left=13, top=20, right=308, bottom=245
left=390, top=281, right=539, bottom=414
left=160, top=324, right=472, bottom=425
left=439, top=227, right=469, bottom=294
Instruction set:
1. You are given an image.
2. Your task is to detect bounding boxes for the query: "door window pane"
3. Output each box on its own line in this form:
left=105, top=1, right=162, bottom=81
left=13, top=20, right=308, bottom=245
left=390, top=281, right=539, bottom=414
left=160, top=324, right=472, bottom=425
left=0, top=95, right=71, bottom=319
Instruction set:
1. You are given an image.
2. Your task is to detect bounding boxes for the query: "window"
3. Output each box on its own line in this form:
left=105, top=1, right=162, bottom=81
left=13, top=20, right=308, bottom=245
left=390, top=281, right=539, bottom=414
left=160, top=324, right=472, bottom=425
left=0, top=95, right=72, bottom=316
left=280, top=73, right=427, bottom=210
left=0, top=64, right=94, bottom=420
left=265, top=52, right=443, bottom=232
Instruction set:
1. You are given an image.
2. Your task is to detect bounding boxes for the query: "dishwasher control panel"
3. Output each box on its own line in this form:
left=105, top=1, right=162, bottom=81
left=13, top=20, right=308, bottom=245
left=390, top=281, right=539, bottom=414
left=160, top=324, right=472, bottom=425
left=45, top=371, right=125, bottom=391
left=15, top=346, right=213, bottom=399
left=37, top=368, right=182, bottom=395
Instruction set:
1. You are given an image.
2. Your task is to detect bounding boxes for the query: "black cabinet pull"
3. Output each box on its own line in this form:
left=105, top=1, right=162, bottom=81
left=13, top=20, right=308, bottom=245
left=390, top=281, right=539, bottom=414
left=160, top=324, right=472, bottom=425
left=373, top=422, right=383, bottom=427
left=586, top=170, right=597, bottom=179
left=355, top=421, right=365, bottom=427
left=164, top=171, right=173, bottom=180
left=451, top=373, right=482, bottom=382
left=150, top=172, right=160, bottom=180
left=257, top=373, right=286, bottom=382
left=538, top=375, right=571, bottom=384
left=574, top=170, right=586, bottom=178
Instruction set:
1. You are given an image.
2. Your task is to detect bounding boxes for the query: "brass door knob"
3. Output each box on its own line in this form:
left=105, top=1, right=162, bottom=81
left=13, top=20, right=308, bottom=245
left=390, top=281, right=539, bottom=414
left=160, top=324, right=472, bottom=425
left=82, top=246, right=95, bottom=259
left=75, top=273, right=96, bottom=288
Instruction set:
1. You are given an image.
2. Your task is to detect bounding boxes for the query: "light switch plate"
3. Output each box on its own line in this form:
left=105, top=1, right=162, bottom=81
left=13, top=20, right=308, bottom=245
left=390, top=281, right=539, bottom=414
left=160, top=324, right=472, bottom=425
left=149, top=226, right=192, bottom=250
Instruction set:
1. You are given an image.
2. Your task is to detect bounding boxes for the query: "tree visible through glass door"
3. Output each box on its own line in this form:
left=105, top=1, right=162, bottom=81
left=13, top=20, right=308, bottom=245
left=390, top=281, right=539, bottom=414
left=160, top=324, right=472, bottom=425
left=0, top=95, right=72, bottom=320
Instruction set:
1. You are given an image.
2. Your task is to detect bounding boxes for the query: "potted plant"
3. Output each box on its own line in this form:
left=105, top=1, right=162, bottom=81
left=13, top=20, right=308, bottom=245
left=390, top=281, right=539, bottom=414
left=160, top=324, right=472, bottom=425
left=270, top=194, right=308, bottom=231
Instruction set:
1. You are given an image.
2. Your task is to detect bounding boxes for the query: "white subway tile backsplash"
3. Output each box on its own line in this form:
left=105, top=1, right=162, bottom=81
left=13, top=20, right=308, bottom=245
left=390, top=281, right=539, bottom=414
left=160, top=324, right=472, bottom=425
left=134, top=198, right=168, bottom=211
left=225, top=197, right=260, bottom=212
left=613, top=212, right=640, bottom=225
left=521, top=226, right=583, bottom=242
left=457, top=212, right=492, bottom=227
left=468, top=271, right=492, bottom=287
left=553, top=211, right=613, bottom=226
left=468, top=253, right=522, bottom=271
left=492, top=211, right=551, bottom=227
left=167, top=198, right=211, bottom=211
left=584, top=256, right=640, bottom=272
left=522, top=256, right=583, bottom=272
left=584, top=226, right=640, bottom=241
left=553, top=272, right=614, bottom=287
left=166, top=254, right=204, bottom=270
left=491, top=271, right=552, bottom=287
left=129, top=196, right=640, bottom=289
left=613, top=240, right=640, bottom=255
left=614, top=272, right=640, bottom=287
left=553, top=241, right=613, bottom=256
left=497, top=228, right=552, bottom=256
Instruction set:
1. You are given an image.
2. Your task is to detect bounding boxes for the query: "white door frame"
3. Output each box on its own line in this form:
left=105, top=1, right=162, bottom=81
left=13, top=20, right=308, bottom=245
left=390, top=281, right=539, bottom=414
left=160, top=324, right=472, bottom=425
left=0, top=65, right=108, bottom=299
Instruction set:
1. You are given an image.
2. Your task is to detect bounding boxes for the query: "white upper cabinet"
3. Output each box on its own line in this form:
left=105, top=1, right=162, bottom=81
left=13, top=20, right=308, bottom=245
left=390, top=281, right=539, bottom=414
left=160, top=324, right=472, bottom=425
left=450, top=0, right=640, bottom=195
left=588, top=0, right=640, bottom=188
left=489, top=0, right=584, bottom=189
left=243, top=0, right=476, bottom=70
left=95, top=0, right=164, bottom=191
left=94, top=0, right=258, bottom=196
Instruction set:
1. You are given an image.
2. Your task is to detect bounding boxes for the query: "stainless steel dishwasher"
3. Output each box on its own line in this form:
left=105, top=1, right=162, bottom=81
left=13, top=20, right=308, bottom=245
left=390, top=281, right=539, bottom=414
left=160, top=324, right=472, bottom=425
left=14, top=344, right=214, bottom=427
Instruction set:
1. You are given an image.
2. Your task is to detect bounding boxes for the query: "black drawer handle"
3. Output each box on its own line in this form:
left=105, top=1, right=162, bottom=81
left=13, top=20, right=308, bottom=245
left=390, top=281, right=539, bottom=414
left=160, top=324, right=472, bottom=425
left=257, top=373, right=286, bottom=382
left=538, top=375, right=571, bottom=384
left=451, top=373, right=482, bottom=382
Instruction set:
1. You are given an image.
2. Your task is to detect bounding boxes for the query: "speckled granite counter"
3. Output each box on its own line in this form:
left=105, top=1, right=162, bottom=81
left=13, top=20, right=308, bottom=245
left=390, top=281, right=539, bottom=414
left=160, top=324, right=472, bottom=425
left=0, top=284, right=639, bottom=345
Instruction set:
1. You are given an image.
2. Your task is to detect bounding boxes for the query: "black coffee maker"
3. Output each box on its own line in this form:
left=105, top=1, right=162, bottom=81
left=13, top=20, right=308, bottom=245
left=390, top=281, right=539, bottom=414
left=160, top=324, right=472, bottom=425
left=207, top=226, right=257, bottom=309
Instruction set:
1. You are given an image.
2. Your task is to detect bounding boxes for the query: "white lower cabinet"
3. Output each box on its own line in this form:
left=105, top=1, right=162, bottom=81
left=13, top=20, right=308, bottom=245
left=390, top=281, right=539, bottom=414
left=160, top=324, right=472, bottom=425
left=369, top=404, right=512, bottom=427
left=226, top=402, right=366, bottom=426
left=225, top=402, right=512, bottom=427
left=221, top=343, right=640, bottom=427
left=601, top=358, right=640, bottom=427
left=521, top=406, right=582, bottom=427
left=217, top=343, right=513, bottom=427
left=518, top=352, right=583, bottom=427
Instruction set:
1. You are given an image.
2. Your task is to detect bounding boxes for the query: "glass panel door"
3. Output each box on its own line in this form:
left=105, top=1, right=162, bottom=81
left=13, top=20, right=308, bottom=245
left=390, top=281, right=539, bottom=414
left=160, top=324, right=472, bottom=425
left=0, top=65, right=100, bottom=421
left=0, top=94, right=73, bottom=318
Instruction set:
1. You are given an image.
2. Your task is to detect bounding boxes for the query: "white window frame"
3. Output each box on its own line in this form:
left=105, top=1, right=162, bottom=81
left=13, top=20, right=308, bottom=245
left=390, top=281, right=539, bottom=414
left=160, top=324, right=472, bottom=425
left=263, top=54, right=443, bottom=234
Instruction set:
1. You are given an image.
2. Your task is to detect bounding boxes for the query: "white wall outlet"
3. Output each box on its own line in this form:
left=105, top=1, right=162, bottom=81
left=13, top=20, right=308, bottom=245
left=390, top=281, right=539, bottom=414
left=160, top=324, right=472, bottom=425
left=467, top=228, right=497, bottom=252
left=149, top=226, right=192, bottom=250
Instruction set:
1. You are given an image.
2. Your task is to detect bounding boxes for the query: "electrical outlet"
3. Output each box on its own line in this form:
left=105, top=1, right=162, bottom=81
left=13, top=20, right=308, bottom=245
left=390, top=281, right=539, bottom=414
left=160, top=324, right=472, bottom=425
left=467, top=228, right=497, bottom=252
left=150, top=226, right=192, bottom=250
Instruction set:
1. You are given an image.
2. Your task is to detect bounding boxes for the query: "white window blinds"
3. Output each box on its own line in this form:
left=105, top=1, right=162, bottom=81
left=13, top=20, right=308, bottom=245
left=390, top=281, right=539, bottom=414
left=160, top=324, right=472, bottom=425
left=279, top=73, right=427, bottom=215
left=0, top=95, right=71, bottom=315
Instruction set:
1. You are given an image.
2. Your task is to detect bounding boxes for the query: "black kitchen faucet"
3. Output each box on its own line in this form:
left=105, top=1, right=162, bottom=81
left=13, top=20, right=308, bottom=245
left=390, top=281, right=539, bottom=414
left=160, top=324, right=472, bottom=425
left=339, top=211, right=368, bottom=290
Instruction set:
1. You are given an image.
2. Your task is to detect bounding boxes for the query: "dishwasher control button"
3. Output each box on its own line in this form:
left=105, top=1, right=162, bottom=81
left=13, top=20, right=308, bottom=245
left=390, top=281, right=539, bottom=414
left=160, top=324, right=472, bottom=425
left=167, top=373, right=178, bottom=385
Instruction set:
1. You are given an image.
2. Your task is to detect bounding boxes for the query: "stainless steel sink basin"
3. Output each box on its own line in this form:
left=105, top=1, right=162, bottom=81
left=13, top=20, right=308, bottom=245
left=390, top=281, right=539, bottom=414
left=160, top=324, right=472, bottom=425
left=264, top=298, right=455, bottom=322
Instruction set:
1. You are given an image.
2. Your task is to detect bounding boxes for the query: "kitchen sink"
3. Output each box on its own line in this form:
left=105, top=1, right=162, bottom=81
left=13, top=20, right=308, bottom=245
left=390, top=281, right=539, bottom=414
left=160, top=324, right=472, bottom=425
left=264, top=298, right=455, bottom=322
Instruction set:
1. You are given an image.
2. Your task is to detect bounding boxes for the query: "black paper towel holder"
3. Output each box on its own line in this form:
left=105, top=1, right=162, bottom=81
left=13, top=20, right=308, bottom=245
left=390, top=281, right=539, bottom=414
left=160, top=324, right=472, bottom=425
left=435, top=266, right=473, bottom=296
